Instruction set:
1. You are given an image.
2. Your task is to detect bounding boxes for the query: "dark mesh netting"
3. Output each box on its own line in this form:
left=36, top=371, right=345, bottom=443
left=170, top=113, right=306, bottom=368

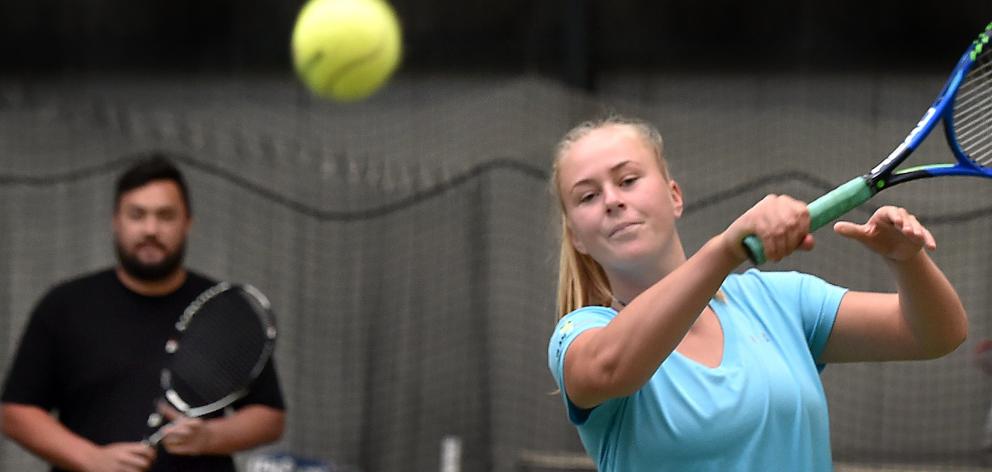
left=1, top=73, right=990, bottom=471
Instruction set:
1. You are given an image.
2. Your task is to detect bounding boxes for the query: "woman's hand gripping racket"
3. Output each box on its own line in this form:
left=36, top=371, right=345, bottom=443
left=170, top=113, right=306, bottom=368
left=144, top=282, right=277, bottom=446
left=744, top=21, right=992, bottom=264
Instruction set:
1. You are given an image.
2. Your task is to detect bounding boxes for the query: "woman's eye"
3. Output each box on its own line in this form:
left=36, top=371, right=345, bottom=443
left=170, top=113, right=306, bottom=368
left=620, top=176, right=638, bottom=186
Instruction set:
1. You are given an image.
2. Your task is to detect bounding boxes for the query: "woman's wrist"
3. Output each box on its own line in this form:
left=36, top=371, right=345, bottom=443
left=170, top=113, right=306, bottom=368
left=716, top=232, right=749, bottom=266
left=710, top=234, right=748, bottom=269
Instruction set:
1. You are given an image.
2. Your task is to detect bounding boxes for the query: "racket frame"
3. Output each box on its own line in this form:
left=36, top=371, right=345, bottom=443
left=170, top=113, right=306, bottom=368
left=743, top=23, right=992, bottom=264
left=145, top=282, right=277, bottom=446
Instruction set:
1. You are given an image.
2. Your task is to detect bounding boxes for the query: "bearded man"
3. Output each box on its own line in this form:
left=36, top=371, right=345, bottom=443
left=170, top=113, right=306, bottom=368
left=1, top=154, right=285, bottom=472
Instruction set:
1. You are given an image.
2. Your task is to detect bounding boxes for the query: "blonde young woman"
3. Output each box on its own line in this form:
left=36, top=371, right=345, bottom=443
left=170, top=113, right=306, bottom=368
left=547, top=116, right=967, bottom=471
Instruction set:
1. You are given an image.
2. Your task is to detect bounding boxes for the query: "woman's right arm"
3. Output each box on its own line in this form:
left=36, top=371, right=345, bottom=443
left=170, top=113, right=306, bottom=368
left=562, top=236, right=740, bottom=408
left=563, top=195, right=813, bottom=409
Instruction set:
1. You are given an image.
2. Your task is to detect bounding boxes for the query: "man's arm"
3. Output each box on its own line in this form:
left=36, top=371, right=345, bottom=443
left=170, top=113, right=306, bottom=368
left=157, top=404, right=285, bottom=456
left=2, top=403, right=155, bottom=472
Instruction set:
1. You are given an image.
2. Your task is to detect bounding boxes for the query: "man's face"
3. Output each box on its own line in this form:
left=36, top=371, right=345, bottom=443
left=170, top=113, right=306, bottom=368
left=113, top=180, right=191, bottom=281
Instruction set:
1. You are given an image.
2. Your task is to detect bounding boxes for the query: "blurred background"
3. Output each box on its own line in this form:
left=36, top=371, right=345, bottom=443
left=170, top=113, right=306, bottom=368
left=3, top=0, right=992, bottom=79
left=2, top=0, right=992, bottom=471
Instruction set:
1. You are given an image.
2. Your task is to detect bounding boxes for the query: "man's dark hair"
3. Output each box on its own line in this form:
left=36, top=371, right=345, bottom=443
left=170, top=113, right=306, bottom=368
left=114, top=152, right=192, bottom=215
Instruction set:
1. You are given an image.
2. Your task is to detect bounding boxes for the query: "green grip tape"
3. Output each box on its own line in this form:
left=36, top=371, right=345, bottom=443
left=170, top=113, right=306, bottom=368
left=743, top=176, right=874, bottom=265
left=742, top=234, right=767, bottom=265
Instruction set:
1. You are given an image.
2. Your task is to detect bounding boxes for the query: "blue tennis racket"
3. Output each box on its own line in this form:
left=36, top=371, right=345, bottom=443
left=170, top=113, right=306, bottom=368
left=744, top=21, right=992, bottom=264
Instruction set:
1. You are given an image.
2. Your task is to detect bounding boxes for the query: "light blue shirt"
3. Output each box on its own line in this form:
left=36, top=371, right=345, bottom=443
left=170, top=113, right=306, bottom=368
left=548, top=269, right=847, bottom=471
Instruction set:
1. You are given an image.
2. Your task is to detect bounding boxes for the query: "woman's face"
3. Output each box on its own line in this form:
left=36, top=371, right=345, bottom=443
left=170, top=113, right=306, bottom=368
left=557, top=125, right=684, bottom=271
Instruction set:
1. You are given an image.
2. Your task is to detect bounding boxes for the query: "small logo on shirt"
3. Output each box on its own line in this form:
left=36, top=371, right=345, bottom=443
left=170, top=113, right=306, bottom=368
left=749, top=331, right=771, bottom=344
left=554, top=320, right=575, bottom=362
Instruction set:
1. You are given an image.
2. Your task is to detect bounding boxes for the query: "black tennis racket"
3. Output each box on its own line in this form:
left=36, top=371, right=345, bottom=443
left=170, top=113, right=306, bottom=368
left=744, top=21, right=992, bottom=264
left=145, top=282, right=277, bottom=445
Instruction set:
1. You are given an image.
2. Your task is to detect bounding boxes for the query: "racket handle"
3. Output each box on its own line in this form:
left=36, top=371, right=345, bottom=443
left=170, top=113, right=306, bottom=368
left=144, top=423, right=168, bottom=447
left=742, top=176, right=874, bottom=265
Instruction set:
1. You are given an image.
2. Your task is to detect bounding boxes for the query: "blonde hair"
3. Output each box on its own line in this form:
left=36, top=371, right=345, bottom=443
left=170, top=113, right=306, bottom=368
left=551, top=115, right=670, bottom=319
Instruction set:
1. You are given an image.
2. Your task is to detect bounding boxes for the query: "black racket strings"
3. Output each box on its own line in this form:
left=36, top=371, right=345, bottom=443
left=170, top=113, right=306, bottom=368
left=168, top=288, right=272, bottom=408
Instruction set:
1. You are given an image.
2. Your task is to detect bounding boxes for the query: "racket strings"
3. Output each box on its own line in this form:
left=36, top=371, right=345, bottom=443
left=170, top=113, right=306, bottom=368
left=954, top=47, right=992, bottom=167
left=168, top=289, right=273, bottom=408
left=174, top=334, right=265, bottom=401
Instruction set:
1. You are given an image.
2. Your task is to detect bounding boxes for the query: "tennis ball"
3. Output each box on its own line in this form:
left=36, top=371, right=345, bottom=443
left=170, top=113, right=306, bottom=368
left=291, top=0, right=402, bottom=102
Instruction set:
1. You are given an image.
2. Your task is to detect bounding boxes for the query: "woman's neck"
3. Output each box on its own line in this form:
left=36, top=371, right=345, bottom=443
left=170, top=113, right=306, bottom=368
left=608, top=244, right=687, bottom=308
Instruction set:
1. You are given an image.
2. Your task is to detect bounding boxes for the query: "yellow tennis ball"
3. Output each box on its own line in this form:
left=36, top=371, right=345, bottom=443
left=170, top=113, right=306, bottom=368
left=291, top=0, right=402, bottom=102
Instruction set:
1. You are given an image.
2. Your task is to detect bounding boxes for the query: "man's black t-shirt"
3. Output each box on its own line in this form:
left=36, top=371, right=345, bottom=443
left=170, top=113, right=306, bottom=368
left=1, top=269, right=285, bottom=472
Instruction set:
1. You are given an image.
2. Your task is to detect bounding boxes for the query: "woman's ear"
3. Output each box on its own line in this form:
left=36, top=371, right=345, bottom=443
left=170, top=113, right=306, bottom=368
left=669, top=179, right=684, bottom=219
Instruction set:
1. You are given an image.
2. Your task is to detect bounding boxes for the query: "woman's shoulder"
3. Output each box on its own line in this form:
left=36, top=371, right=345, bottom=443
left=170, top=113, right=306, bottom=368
left=558, top=305, right=615, bottom=324
left=568, top=305, right=616, bottom=316
left=722, top=269, right=845, bottom=306
left=721, top=269, right=810, bottom=298
left=553, top=305, right=616, bottom=334
left=724, top=267, right=802, bottom=284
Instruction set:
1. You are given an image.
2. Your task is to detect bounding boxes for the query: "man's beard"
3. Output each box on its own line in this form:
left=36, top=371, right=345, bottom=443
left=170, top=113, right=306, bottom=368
left=115, top=238, right=186, bottom=282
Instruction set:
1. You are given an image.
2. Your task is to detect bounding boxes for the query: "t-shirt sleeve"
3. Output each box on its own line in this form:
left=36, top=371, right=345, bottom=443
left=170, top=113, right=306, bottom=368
left=547, top=307, right=614, bottom=425
left=796, top=273, right=848, bottom=366
left=1, top=292, right=61, bottom=409
left=233, top=356, right=285, bottom=411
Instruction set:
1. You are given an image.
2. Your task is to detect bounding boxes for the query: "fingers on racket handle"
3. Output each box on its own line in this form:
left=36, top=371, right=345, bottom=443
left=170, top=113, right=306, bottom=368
left=742, top=235, right=767, bottom=265
left=741, top=177, right=874, bottom=266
